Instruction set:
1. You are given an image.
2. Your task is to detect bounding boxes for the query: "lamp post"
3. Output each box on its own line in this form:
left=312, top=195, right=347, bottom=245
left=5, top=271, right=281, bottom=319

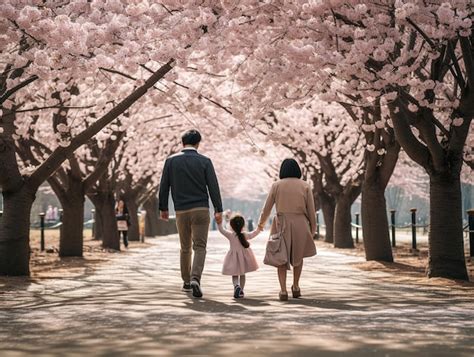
left=39, top=212, right=46, bottom=251
left=390, top=209, right=396, bottom=248
left=410, top=208, right=418, bottom=252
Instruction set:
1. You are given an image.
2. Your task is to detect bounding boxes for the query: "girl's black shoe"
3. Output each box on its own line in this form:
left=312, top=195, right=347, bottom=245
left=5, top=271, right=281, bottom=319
left=234, top=285, right=242, bottom=299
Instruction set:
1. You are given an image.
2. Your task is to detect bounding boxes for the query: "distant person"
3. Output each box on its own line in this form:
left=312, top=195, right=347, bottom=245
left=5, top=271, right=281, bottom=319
left=247, top=217, right=254, bottom=231
left=139, top=210, right=146, bottom=241
left=218, top=215, right=261, bottom=299
left=159, top=129, right=223, bottom=298
left=115, top=198, right=130, bottom=248
left=258, top=159, right=317, bottom=301
left=45, top=205, right=54, bottom=222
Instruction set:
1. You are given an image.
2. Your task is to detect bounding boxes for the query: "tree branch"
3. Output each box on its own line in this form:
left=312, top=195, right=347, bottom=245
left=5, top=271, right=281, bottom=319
left=398, top=89, right=450, bottom=137
left=379, top=137, right=401, bottom=188
left=27, top=59, right=175, bottom=190
left=99, top=67, right=136, bottom=80
left=389, top=100, right=430, bottom=169
left=84, top=132, right=125, bottom=189
left=27, top=137, right=69, bottom=186
left=449, top=115, right=472, bottom=158
left=314, top=153, right=343, bottom=196
left=5, top=104, right=95, bottom=116
left=416, top=109, right=446, bottom=172
left=46, top=174, right=67, bottom=202
left=406, top=17, right=435, bottom=49
left=141, top=63, right=233, bottom=115
left=0, top=75, right=38, bottom=105
left=446, top=40, right=466, bottom=91
left=459, top=36, right=474, bottom=87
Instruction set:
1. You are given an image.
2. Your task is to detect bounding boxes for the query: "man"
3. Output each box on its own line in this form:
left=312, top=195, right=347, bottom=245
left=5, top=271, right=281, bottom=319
left=159, top=129, right=223, bottom=298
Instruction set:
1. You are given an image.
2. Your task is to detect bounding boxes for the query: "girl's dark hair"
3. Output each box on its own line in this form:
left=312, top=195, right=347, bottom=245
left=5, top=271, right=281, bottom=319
left=279, top=158, right=302, bottom=179
left=230, top=215, right=249, bottom=248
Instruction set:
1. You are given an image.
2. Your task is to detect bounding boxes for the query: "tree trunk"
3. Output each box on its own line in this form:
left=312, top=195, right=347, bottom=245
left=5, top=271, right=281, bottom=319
left=48, top=175, right=86, bottom=257
left=144, top=195, right=160, bottom=237
left=94, top=210, right=103, bottom=240
left=320, top=193, right=335, bottom=243
left=0, top=186, right=35, bottom=275
left=124, top=196, right=140, bottom=242
left=361, top=181, right=393, bottom=262
left=428, top=175, right=468, bottom=280
left=60, top=189, right=85, bottom=257
left=100, top=196, right=120, bottom=250
left=90, top=192, right=119, bottom=250
left=0, top=62, right=174, bottom=276
left=334, top=196, right=354, bottom=248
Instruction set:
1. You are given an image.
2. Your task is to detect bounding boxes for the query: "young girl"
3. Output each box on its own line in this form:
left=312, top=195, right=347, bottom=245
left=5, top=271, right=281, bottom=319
left=218, top=215, right=261, bottom=298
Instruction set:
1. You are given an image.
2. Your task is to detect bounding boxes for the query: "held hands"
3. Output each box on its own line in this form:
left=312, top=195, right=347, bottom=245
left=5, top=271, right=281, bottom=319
left=160, top=210, right=169, bottom=221
left=214, top=212, right=223, bottom=225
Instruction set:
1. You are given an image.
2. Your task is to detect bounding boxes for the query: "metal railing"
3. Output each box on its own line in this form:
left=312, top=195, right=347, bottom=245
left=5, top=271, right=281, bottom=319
left=468, top=209, right=474, bottom=257
left=315, top=208, right=474, bottom=257
left=30, top=208, right=150, bottom=251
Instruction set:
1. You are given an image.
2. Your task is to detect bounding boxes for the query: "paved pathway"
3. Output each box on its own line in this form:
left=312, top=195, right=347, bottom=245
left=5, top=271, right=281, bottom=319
left=1, top=232, right=473, bottom=356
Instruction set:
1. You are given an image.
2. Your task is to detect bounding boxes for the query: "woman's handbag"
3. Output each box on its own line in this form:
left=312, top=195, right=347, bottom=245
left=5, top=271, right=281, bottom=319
left=117, top=220, right=128, bottom=231
left=264, top=215, right=288, bottom=267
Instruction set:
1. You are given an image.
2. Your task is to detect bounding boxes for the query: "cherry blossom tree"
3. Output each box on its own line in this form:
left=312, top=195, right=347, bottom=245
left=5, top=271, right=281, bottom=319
left=12, top=77, right=129, bottom=256
left=337, top=101, right=400, bottom=261
left=115, top=122, right=181, bottom=243
left=313, top=1, right=474, bottom=279
left=255, top=102, right=365, bottom=248
left=191, top=0, right=473, bottom=279
left=1, top=1, right=472, bottom=282
left=0, top=1, right=219, bottom=275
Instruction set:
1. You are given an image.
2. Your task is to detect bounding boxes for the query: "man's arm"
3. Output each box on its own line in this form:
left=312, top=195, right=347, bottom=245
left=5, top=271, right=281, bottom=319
left=205, top=159, right=223, bottom=213
left=158, top=159, right=171, bottom=216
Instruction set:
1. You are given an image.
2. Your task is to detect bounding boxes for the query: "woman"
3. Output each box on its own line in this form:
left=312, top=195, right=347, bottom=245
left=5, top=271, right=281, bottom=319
left=115, top=198, right=130, bottom=248
left=258, top=159, right=317, bottom=301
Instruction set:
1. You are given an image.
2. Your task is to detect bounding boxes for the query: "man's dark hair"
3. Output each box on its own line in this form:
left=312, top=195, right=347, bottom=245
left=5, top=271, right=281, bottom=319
left=182, top=129, right=202, bottom=146
left=279, top=158, right=302, bottom=179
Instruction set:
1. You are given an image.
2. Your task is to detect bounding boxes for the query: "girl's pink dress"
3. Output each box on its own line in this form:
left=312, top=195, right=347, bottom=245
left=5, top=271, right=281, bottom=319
left=218, top=223, right=259, bottom=276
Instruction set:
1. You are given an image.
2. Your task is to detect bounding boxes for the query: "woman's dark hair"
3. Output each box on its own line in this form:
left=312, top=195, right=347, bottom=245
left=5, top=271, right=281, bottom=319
left=182, top=129, right=202, bottom=146
left=279, top=158, right=302, bottom=179
left=230, top=215, right=249, bottom=248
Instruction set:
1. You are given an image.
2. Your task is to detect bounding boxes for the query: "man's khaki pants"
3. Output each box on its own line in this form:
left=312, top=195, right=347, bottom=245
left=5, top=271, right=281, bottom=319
left=175, top=209, right=210, bottom=283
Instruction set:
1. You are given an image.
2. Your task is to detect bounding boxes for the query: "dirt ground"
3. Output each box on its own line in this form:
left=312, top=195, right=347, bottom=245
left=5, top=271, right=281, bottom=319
left=28, top=229, right=151, bottom=279
left=319, top=238, right=474, bottom=286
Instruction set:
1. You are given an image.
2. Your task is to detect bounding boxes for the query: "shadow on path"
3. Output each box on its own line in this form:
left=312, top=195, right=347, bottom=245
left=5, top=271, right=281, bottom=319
left=1, top=232, right=473, bottom=356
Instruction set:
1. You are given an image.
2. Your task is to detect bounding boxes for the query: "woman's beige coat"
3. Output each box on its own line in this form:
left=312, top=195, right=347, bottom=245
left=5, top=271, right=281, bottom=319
left=258, top=178, right=317, bottom=267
